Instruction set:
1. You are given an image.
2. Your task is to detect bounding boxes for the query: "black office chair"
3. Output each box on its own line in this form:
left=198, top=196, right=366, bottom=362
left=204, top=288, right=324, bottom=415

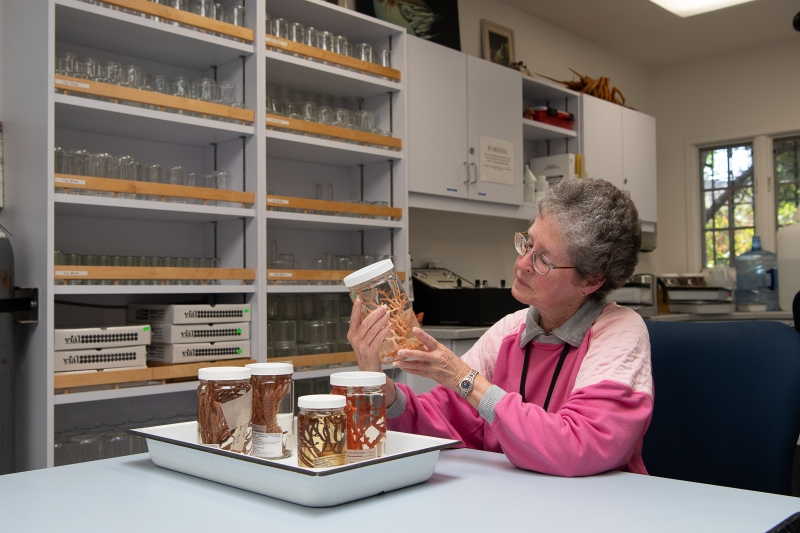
left=643, top=320, right=800, bottom=495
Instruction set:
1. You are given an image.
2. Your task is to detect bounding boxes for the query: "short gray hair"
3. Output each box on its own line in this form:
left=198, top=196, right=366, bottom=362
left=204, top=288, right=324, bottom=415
left=536, top=178, right=641, bottom=302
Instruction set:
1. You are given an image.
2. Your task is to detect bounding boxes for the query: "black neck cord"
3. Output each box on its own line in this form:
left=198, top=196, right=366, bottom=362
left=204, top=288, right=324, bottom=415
left=520, top=342, right=572, bottom=412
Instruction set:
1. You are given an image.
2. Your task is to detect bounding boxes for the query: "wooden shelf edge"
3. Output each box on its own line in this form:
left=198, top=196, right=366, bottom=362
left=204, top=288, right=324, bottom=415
left=100, top=0, right=254, bottom=42
left=54, top=358, right=256, bottom=389
left=269, top=351, right=357, bottom=368
left=265, top=113, right=402, bottom=150
left=266, top=195, right=401, bottom=219
left=267, top=269, right=406, bottom=282
left=265, top=37, right=401, bottom=81
left=54, top=75, right=255, bottom=122
left=54, top=266, right=256, bottom=281
left=55, top=174, right=255, bottom=205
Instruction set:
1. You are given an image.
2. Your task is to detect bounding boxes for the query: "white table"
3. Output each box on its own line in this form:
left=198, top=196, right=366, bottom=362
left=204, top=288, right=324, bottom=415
left=2, top=449, right=800, bottom=532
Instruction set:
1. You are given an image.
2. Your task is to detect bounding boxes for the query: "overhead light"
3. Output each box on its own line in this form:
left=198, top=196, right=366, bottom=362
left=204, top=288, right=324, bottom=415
left=649, top=0, right=757, bottom=17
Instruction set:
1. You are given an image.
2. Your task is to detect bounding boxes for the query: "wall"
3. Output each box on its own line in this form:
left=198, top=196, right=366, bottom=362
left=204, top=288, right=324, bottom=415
left=648, top=37, right=800, bottom=275
left=410, top=0, right=656, bottom=283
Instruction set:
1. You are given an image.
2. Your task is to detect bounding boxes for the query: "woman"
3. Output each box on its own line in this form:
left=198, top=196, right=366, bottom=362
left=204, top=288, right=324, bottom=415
left=348, top=178, right=653, bottom=477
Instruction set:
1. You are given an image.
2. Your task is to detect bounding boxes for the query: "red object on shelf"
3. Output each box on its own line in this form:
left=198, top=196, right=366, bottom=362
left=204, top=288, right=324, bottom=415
left=531, top=106, right=574, bottom=131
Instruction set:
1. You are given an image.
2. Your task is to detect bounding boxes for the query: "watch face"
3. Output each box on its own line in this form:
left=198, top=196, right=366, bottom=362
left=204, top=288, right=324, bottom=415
left=460, top=380, right=470, bottom=389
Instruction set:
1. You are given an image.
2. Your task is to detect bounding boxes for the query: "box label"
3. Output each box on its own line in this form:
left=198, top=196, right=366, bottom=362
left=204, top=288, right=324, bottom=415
left=55, top=79, right=90, bottom=89
left=55, top=270, right=87, bottom=276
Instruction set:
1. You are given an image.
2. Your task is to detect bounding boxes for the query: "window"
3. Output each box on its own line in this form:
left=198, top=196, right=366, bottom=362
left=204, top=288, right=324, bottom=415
left=700, top=143, right=754, bottom=268
left=773, top=137, right=800, bottom=228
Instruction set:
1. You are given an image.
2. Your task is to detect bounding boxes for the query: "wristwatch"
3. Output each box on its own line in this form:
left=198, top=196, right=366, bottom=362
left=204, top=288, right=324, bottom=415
left=456, top=369, right=479, bottom=399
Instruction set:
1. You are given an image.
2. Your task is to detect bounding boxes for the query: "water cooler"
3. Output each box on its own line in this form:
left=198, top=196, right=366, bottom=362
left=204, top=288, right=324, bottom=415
left=735, top=236, right=779, bottom=311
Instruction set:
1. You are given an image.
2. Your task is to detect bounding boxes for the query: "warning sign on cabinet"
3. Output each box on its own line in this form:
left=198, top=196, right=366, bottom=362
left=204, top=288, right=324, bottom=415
left=480, top=136, right=514, bottom=185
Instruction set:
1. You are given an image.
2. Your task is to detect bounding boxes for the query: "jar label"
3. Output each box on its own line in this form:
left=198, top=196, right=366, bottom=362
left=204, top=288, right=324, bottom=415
left=313, top=454, right=345, bottom=468
left=55, top=79, right=90, bottom=89
left=220, top=390, right=252, bottom=453
left=346, top=448, right=378, bottom=463
left=252, top=425, right=283, bottom=458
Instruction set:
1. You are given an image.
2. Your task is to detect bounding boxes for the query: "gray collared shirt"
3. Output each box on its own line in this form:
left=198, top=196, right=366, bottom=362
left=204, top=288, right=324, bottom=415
left=519, top=299, right=606, bottom=347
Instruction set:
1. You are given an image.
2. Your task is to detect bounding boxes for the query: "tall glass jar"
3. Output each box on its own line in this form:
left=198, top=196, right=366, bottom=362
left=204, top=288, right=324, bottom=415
left=246, top=363, right=294, bottom=459
left=296, top=394, right=346, bottom=468
left=197, top=367, right=252, bottom=454
left=330, top=371, right=386, bottom=463
left=343, top=259, right=421, bottom=363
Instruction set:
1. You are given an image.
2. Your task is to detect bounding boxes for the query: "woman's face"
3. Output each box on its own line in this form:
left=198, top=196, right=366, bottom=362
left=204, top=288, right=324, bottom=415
left=511, top=215, right=589, bottom=313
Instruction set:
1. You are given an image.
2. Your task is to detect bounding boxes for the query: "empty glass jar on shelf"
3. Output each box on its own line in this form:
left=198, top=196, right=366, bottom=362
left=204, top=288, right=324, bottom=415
left=54, top=250, right=221, bottom=285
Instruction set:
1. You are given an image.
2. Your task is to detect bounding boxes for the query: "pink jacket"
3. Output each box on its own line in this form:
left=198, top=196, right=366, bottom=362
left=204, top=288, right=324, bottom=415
left=388, top=303, right=653, bottom=477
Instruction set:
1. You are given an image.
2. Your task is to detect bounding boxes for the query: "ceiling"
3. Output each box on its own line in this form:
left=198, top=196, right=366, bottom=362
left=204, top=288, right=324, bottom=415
left=499, top=0, right=800, bottom=66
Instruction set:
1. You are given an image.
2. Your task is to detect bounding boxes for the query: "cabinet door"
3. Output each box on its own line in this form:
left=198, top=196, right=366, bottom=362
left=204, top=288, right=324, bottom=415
left=581, top=95, right=624, bottom=190
left=622, top=108, right=657, bottom=224
left=407, top=36, right=469, bottom=199
left=466, top=56, right=523, bottom=205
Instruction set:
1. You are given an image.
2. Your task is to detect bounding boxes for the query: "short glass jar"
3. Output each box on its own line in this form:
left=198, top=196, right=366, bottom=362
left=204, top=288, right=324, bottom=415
left=296, top=394, right=346, bottom=468
left=197, top=367, right=252, bottom=454
left=343, top=259, right=421, bottom=363
left=330, top=371, right=386, bottom=463
left=246, top=363, right=294, bottom=459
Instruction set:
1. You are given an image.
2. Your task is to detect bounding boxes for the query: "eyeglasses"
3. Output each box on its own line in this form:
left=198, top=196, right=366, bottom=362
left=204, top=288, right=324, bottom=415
left=514, top=232, right=575, bottom=276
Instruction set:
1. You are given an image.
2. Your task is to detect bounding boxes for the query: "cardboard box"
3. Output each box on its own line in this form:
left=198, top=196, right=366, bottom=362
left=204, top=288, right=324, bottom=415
left=54, top=345, right=147, bottom=372
left=146, top=340, right=251, bottom=364
left=128, top=304, right=251, bottom=325
left=54, top=325, right=152, bottom=351
left=150, top=322, right=250, bottom=344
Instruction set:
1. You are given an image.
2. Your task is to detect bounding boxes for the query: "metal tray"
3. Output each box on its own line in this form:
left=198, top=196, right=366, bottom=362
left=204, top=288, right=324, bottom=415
left=130, top=422, right=460, bottom=507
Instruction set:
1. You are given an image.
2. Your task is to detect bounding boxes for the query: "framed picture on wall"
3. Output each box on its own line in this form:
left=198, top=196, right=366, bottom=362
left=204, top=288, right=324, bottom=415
left=356, top=0, right=461, bottom=52
left=481, top=20, right=515, bottom=68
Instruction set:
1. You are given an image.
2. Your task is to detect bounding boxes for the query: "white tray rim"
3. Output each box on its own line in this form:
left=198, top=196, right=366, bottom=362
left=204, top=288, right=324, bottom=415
left=129, top=424, right=461, bottom=477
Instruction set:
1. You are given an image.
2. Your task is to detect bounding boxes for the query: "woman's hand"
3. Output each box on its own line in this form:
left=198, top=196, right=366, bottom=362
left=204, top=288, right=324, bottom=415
left=347, top=299, right=390, bottom=373
left=395, top=328, right=472, bottom=392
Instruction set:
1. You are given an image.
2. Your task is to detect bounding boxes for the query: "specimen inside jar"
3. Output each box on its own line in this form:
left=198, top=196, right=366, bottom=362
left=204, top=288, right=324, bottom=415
left=251, top=374, right=292, bottom=458
left=354, top=279, right=422, bottom=363
left=331, top=385, right=386, bottom=462
left=297, top=409, right=347, bottom=468
left=197, top=379, right=252, bottom=454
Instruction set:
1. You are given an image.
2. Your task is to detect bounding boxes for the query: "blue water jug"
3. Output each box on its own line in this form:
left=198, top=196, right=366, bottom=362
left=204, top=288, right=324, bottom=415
left=735, top=236, right=779, bottom=311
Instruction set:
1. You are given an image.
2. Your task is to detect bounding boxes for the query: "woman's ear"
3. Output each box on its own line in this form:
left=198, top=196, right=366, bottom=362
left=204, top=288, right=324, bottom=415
left=581, top=277, right=605, bottom=296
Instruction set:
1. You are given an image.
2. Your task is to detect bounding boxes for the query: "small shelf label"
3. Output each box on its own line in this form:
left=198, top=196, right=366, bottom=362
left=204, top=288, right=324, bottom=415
left=55, top=177, right=85, bottom=185
left=267, top=198, right=289, bottom=205
left=268, top=272, right=293, bottom=278
left=55, top=79, right=90, bottom=89
left=266, top=117, right=290, bottom=126
left=265, top=37, right=289, bottom=47
left=55, top=270, right=87, bottom=276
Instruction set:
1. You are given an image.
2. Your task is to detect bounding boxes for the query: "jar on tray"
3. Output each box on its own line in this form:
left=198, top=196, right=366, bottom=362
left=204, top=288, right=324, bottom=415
left=343, top=259, right=421, bottom=363
left=246, top=363, right=294, bottom=459
left=296, top=394, right=346, bottom=468
left=330, top=371, right=386, bottom=463
left=197, top=367, right=252, bottom=454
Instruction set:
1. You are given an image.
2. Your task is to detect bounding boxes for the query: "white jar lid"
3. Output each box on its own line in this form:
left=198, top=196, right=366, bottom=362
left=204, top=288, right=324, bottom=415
left=342, top=259, right=394, bottom=288
left=330, top=371, right=386, bottom=387
left=297, top=394, right=346, bottom=409
left=246, top=362, right=294, bottom=376
left=198, top=366, right=251, bottom=381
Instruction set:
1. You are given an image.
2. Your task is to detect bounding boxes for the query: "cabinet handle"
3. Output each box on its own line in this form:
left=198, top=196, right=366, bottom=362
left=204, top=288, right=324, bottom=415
left=470, top=163, right=478, bottom=184
left=463, top=162, right=470, bottom=185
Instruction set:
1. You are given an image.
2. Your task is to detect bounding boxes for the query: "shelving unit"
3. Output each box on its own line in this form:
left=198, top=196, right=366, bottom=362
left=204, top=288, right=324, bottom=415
left=522, top=75, right=582, bottom=158
left=0, top=0, right=409, bottom=471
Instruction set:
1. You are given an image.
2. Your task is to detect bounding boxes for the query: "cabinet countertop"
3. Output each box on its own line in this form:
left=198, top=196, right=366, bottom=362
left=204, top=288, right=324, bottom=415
left=421, top=325, right=490, bottom=340
left=647, top=311, right=793, bottom=322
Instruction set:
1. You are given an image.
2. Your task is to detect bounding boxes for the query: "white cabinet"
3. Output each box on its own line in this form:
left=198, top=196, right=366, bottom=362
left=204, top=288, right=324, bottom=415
left=407, top=36, right=522, bottom=206
left=581, top=95, right=657, bottom=225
